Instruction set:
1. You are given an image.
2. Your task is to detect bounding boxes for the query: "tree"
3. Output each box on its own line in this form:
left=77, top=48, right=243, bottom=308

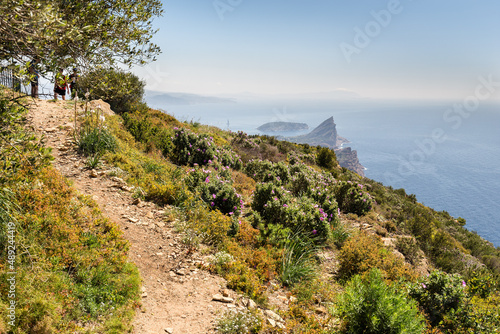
left=0, top=0, right=162, bottom=74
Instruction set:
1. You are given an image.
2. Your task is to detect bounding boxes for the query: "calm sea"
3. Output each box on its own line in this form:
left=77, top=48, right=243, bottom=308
left=149, top=97, right=500, bottom=247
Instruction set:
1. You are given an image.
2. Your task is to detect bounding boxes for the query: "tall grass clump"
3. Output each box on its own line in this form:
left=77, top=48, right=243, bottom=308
left=280, top=232, right=319, bottom=287
left=75, top=100, right=117, bottom=168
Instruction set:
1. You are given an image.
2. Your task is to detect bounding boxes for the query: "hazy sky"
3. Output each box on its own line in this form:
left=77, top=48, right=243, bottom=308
left=133, top=0, right=500, bottom=100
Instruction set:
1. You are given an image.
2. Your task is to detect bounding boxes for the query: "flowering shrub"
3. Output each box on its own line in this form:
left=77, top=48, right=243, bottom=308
left=244, top=159, right=290, bottom=185
left=173, top=128, right=242, bottom=169
left=335, top=181, right=372, bottom=216
left=186, top=166, right=243, bottom=216
left=287, top=163, right=315, bottom=195
left=251, top=182, right=336, bottom=243
left=231, top=131, right=259, bottom=149
left=409, top=270, right=468, bottom=328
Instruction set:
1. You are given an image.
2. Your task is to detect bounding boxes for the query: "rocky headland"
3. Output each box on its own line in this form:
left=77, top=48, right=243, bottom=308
left=287, top=117, right=365, bottom=177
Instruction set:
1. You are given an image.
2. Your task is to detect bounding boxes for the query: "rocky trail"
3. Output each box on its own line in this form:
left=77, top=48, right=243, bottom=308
left=26, top=98, right=246, bottom=334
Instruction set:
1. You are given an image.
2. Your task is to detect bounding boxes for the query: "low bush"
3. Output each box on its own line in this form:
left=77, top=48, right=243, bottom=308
left=466, top=270, right=497, bottom=298
left=244, top=159, right=290, bottom=185
left=215, top=309, right=262, bottom=334
left=335, top=181, right=372, bottom=216
left=172, top=128, right=242, bottom=169
left=182, top=202, right=232, bottom=246
left=337, top=232, right=416, bottom=281
left=316, top=147, right=336, bottom=169
left=186, top=166, right=243, bottom=216
left=252, top=183, right=334, bottom=244
left=409, top=270, right=468, bottom=328
left=395, top=236, right=422, bottom=266
left=335, top=268, right=426, bottom=334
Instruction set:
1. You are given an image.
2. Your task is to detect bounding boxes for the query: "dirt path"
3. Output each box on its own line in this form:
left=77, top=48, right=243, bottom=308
left=26, top=99, right=238, bottom=334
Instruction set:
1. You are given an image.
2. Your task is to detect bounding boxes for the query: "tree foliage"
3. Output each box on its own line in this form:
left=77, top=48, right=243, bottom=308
left=0, top=0, right=162, bottom=73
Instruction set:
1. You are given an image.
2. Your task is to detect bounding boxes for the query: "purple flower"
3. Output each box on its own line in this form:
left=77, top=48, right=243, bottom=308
left=462, top=281, right=466, bottom=288
left=212, top=194, right=216, bottom=199
left=283, top=204, right=288, bottom=208
left=422, top=283, right=427, bottom=289
left=211, top=202, right=214, bottom=206
left=205, top=177, right=210, bottom=183
left=229, top=212, right=234, bottom=215
left=312, top=229, right=317, bottom=235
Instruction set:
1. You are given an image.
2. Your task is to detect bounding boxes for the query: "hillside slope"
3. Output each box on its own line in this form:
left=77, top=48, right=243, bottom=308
left=4, top=93, right=498, bottom=333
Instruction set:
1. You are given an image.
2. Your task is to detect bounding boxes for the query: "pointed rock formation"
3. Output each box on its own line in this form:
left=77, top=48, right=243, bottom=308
left=288, top=117, right=365, bottom=177
left=289, top=117, right=340, bottom=148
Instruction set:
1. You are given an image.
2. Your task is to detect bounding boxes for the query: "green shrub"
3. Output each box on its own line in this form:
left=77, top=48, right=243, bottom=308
left=395, top=236, right=422, bottom=265
left=186, top=166, right=243, bottom=216
left=335, top=181, right=372, bottom=216
left=466, top=270, right=496, bottom=298
left=335, top=268, right=426, bottom=334
left=251, top=183, right=334, bottom=243
left=122, top=112, right=175, bottom=156
left=244, top=159, right=290, bottom=184
left=173, top=128, right=242, bottom=169
left=316, top=147, right=336, bottom=169
left=79, top=68, right=146, bottom=113
left=409, top=270, right=468, bottom=328
left=182, top=202, right=232, bottom=246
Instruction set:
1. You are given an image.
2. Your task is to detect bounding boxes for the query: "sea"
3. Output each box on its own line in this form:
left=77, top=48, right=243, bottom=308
left=148, top=97, right=500, bottom=248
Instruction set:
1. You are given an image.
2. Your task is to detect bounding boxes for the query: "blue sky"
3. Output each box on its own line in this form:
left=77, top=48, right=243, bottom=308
left=133, top=0, right=500, bottom=100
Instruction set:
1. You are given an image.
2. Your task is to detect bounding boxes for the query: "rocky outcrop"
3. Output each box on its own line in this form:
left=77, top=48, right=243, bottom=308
left=335, top=147, right=365, bottom=177
left=288, top=117, right=365, bottom=176
left=257, top=121, right=309, bottom=132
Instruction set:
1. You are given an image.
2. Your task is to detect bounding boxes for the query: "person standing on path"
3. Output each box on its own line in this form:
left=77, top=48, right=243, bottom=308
left=69, top=68, right=79, bottom=99
left=54, top=68, right=68, bottom=101
left=29, top=59, right=39, bottom=98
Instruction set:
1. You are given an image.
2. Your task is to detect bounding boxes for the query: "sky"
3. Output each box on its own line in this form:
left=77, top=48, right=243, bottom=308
left=132, top=0, right=500, bottom=100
